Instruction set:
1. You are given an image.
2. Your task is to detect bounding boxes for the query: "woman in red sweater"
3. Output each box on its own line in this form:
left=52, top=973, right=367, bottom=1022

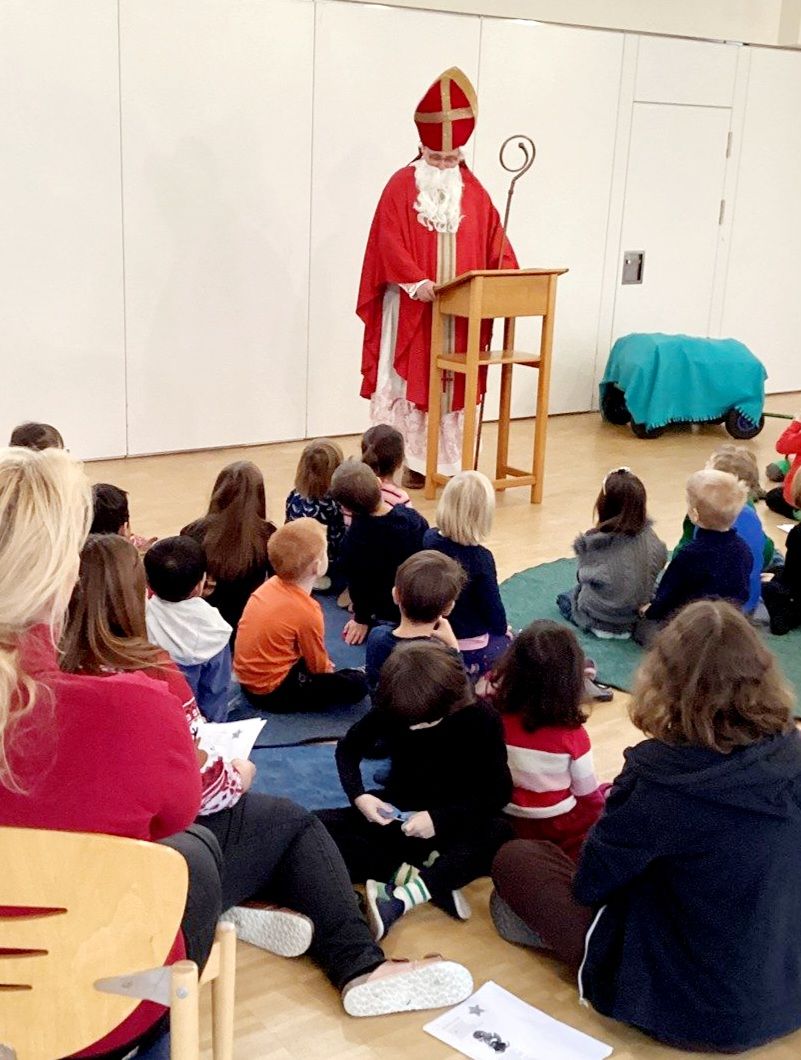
left=0, top=446, right=218, bottom=1058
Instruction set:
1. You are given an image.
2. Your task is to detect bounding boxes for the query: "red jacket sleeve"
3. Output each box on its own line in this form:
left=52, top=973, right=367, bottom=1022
left=776, top=420, right=801, bottom=455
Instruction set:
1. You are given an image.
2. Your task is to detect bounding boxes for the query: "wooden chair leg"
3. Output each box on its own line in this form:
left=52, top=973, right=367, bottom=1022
left=211, top=922, right=236, bottom=1060
left=170, top=960, right=200, bottom=1060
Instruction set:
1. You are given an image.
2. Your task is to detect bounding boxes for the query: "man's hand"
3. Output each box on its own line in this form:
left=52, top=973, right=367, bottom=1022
left=402, top=811, right=435, bottom=840
left=354, top=793, right=395, bottom=825
left=415, top=280, right=437, bottom=302
left=343, top=619, right=369, bottom=645
left=431, top=617, right=458, bottom=650
left=232, top=758, right=256, bottom=792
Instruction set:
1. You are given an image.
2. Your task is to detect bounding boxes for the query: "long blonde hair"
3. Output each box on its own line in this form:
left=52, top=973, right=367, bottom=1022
left=0, top=447, right=92, bottom=790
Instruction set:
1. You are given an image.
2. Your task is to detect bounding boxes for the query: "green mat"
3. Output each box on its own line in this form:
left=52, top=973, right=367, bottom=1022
left=500, top=557, right=801, bottom=715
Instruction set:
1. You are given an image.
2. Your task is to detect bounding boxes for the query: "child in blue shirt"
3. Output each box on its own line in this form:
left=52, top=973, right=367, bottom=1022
left=637, top=469, right=752, bottom=645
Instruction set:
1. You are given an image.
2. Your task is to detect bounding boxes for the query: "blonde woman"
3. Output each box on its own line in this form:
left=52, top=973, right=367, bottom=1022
left=0, top=446, right=214, bottom=1057
left=423, top=470, right=511, bottom=679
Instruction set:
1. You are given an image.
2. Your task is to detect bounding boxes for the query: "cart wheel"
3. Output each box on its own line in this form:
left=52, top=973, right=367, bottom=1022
left=631, top=421, right=665, bottom=440
left=724, top=409, right=764, bottom=440
left=601, top=385, right=631, bottom=426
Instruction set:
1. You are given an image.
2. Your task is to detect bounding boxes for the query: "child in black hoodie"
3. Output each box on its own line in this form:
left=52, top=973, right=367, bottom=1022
left=318, top=640, right=512, bottom=940
left=491, top=599, right=801, bottom=1054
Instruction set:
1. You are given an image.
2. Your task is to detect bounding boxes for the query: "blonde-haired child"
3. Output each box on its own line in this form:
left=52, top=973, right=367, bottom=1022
left=423, top=470, right=511, bottom=680
left=674, top=445, right=773, bottom=615
left=636, top=469, right=752, bottom=644
left=286, top=439, right=346, bottom=590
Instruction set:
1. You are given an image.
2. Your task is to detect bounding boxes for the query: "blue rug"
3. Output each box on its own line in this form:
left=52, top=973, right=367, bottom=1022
left=499, top=557, right=801, bottom=714
left=250, top=743, right=389, bottom=811
left=227, top=591, right=370, bottom=747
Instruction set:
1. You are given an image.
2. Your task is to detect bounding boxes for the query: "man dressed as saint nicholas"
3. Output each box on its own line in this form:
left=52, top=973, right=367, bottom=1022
left=357, top=67, right=518, bottom=490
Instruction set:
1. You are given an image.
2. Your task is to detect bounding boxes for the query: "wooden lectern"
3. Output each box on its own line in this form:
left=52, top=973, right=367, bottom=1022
left=424, top=267, right=567, bottom=503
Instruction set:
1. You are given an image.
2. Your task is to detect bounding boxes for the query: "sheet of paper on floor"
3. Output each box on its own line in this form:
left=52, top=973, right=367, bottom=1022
left=424, top=981, right=613, bottom=1060
left=196, top=717, right=265, bottom=760
left=779, top=523, right=796, bottom=534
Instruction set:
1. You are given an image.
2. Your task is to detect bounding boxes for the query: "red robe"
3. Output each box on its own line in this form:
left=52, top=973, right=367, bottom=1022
left=357, top=163, right=518, bottom=413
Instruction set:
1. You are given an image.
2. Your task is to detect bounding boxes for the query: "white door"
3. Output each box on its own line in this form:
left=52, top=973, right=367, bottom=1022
left=611, top=102, right=730, bottom=341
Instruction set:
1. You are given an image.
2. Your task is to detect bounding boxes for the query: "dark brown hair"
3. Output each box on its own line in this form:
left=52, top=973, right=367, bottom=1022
left=395, top=550, right=466, bottom=623
left=493, top=621, right=586, bottom=731
left=9, top=422, right=64, bottom=451
left=593, top=469, right=647, bottom=535
left=90, top=482, right=129, bottom=535
left=184, top=461, right=275, bottom=581
left=375, top=640, right=473, bottom=725
left=362, top=424, right=404, bottom=479
left=60, top=534, right=166, bottom=675
left=295, top=439, right=344, bottom=501
left=268, top=518, right=327, bottom=582
left=630, top=599, right=795, bottom=753
left=330, top=459, right=381, bottom=516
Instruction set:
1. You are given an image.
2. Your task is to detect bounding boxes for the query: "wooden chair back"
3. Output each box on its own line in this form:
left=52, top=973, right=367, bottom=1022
left=0, top=827, right=188, bottom=1060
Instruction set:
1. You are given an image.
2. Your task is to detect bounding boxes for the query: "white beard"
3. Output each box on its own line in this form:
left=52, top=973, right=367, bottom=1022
left=412, top=159, right=463, bottom=234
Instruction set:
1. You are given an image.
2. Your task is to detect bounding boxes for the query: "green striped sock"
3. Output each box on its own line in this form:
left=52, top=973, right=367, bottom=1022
left=392, top=875, right=431, bottom=912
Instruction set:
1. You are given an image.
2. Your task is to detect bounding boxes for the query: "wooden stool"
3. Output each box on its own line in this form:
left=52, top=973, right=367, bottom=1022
left=424, top=268, right=567, bottom=503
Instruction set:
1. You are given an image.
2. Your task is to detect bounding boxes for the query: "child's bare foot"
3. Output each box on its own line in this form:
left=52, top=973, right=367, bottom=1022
left=337, top=587, right=352, bottom=610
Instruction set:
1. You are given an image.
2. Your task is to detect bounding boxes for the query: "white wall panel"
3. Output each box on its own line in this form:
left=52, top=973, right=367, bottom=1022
left=307, top=0, right=481, bottom=438
left=0, top=0, right=125, bottom=459
left=475, top=20, right=625, bottom=417
left=634, top=36, right=739, bottom=106
left=120, top=0, right=313, bottom=454
left=722, top=47, right=801, bottom=393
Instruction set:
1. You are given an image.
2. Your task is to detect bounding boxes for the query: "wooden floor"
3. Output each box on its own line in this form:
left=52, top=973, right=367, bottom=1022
left=89, top=396, right=801, bottom=1059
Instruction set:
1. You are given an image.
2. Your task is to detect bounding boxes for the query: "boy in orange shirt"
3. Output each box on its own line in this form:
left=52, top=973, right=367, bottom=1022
left=235, top=518, right=368, bottom=712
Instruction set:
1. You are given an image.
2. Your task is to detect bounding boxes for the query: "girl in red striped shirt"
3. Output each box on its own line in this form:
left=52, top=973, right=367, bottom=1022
left=491, top=621, right=606, bottom=861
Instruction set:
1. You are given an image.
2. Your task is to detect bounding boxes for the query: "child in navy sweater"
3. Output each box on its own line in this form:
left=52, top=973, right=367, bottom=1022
left=423, top=471, right=511, bottom=680
left=365, top=550, right=466, bottom=694
left=636, top=469, right=751, bottom=645
left=318, top=641, right=512, bottom=940
left=331, top=459, right=428, bottom=645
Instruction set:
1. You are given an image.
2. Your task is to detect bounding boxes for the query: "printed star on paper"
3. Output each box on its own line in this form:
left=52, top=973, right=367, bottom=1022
left=469, top=1005, right=484, bottom=1016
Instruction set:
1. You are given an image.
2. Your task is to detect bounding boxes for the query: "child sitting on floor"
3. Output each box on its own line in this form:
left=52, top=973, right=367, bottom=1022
left=8, top=420, right=64, bottom=449
left=636, top=469, right=751, bottom=645
left=144, top=535, right=233, bottom=721
left=361, top=424, right=411, bottom=509
left=181, top=460, right=276, bottom=637
left=763, top=474, right=801, bottom=634
left=423, top=471, right=511, bottom=679
left=674, top=445, right=774, bottom=615
left=61, top=533, right=251, bottom=815
left=491, top=621, right=605, bottom=861
left=331, top=459, right=429, bottom=646
left=365, top=550, right=466, bottom=694
left=765, top=413, right=801, bottom=520
left=285, top=439, right=346, bottom=589
left=234, top=518, right=367, bottom=712
left=90, top=482, right=157, bottom=553
left=317, top=640, right=512, bottom=940
left=557, top=468, right=667, bottom=639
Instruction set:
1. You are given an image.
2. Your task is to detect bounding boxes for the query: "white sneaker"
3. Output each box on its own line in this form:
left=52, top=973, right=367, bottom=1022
left=342, top=956, right=473, bottom=1017
left=221, top=903, right=314, bottom=957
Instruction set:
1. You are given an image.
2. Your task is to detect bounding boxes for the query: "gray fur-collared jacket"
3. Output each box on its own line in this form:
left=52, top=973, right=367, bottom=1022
left=566, top=522, right=668, bottom=634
